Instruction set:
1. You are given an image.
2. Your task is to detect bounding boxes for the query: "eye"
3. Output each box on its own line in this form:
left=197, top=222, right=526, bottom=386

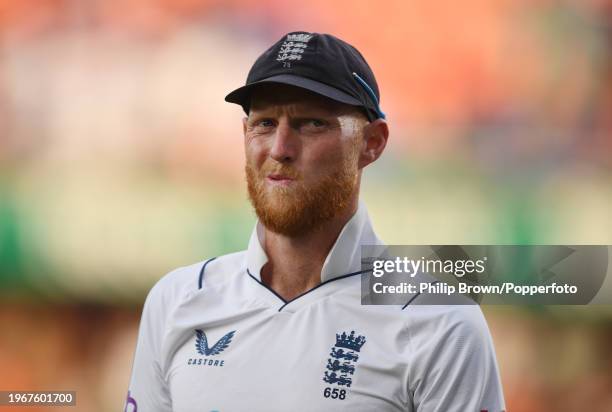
left=249, top=118, right=276, bottom=133
left=300, top=118, right=328, bottom=133
left=259, top=119, right=275, bottom=127
left=308, top=119, right=325, bottom=127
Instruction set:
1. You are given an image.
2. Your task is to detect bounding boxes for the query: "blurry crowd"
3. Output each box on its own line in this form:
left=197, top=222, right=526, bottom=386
left=0, top=0, right=611, bottom=410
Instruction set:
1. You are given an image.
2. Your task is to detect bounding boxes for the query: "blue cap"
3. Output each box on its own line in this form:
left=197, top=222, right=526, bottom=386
left=225, top=31, right=385, bottom=121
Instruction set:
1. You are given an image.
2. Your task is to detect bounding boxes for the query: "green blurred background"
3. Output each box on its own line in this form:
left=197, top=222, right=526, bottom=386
left=0, top=0, right=611, bottom=411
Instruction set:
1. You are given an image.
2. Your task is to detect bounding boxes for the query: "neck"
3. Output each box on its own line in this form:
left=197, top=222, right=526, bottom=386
left=260, top=197, right=358, bottom=301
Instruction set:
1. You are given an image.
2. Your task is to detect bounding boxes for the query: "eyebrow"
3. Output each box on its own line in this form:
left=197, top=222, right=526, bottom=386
left=246, top=115, right=341, bottom=128
left=249, top=106, right=342, bottom=117
left=250, top=99, right=355, bottom=115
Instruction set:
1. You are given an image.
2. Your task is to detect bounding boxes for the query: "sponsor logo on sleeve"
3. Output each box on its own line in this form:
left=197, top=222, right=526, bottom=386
left=124, top=390, right=137, bottom=412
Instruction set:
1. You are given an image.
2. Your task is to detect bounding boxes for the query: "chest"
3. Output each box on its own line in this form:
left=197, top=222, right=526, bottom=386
left=165, top=302, right=411, bottom=412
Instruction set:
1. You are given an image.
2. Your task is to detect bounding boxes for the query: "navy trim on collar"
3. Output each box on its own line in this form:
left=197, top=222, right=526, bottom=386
left=401, top=280, right=440, bottom=309
left=198, top=257, right=217, bottom=290
left=246, top=268, right=288, bottom=304
left=246, top=268, right=372, bottom=312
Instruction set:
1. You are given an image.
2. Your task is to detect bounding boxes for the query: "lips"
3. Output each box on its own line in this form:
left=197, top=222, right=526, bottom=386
left=264, top=171, right=300, bottom=187
left=267, top=173, right=293, bottom=181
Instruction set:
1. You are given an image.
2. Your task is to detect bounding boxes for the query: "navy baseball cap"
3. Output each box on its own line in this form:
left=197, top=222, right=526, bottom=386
left=225, top=31, right=385, bottom=121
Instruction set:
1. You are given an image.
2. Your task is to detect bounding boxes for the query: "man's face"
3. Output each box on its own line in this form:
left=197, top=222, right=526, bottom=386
left=243, top=84, right=368, bottom=237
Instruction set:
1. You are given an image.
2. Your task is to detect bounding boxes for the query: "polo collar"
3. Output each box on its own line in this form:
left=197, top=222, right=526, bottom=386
left=246, top=201, right=383, bottom=283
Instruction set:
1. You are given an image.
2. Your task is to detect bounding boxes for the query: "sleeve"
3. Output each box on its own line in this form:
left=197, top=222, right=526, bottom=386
left=124, top=279, right=173, bottom=412
left=407, top=306, right=505, bottom=412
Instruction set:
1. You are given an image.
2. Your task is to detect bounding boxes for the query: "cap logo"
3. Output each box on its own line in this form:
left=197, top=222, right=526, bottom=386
left=276, top=33, right=313, bottom=68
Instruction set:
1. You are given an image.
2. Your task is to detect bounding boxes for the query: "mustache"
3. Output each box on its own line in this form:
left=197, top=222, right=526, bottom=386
left=259, top=162, right=301, bottom=180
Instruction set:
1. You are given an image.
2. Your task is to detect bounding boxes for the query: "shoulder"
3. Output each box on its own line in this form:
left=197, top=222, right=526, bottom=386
left=145, top=250, right=247, bottom=309
left=402, top=303, right=497, bottom=382
left=197, top=251, right=247, bottom=290
left=403, top=303, right=491, bottom=345
left=402, top=305, right=504, bottom=409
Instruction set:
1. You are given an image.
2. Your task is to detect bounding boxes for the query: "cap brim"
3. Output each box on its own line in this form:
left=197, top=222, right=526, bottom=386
left=224, top=74, right=363, bottom=112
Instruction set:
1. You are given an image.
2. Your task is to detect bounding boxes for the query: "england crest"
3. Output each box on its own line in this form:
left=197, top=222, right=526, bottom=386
left=323, top=330, right=366, bottom=389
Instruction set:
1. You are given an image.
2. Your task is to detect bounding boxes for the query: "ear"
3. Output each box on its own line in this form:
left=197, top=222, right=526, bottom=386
left=358, top=119, right=389, bottom=169
left=242, top=117, right=248, bottom=137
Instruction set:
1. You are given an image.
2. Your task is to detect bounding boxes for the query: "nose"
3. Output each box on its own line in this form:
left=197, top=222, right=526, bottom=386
left=269, top=120, right=298, bottom=163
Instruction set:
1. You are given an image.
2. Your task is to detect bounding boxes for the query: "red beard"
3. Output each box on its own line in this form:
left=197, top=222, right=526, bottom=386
left=245, top=154, right=358, bottom=237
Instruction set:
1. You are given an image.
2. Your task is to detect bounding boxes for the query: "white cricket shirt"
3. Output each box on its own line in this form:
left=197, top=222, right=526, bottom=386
left=125, top=202, right=505, bottom=411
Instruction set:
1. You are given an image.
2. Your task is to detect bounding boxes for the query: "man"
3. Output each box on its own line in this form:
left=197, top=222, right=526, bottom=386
left=125, top=31, right=505, bottom=411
